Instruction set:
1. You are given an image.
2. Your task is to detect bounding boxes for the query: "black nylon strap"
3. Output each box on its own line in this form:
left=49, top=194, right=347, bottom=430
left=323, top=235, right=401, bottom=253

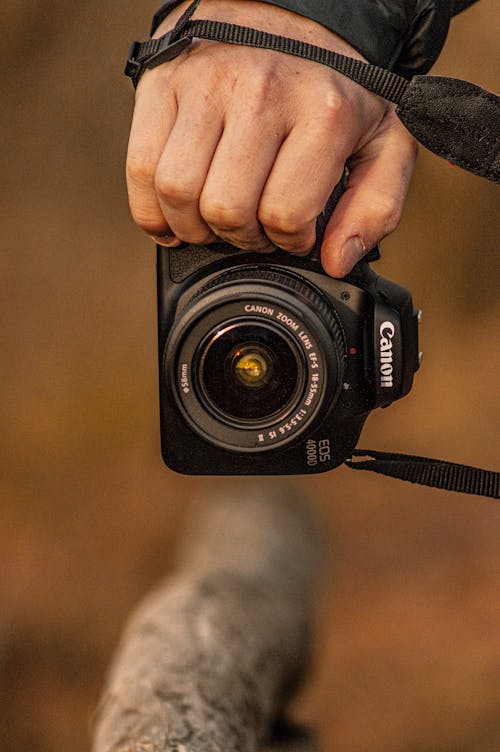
left=128, top=17, right=409, bottom=103
left=193, top=20, right=410, bottom=103
left=345, top=450, right=500, bottom=499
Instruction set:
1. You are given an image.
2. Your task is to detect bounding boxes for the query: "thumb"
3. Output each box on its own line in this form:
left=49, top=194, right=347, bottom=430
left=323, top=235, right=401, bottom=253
left=321, top=119, right=418, bottom=278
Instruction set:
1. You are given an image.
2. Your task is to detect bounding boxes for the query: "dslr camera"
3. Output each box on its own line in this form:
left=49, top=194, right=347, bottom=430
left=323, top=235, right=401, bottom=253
left=157, top=190, right=420, bottom=475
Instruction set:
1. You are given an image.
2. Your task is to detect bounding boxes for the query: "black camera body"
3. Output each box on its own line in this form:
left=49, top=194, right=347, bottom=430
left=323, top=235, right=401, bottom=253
left=157, top=229, right=420, bottom=475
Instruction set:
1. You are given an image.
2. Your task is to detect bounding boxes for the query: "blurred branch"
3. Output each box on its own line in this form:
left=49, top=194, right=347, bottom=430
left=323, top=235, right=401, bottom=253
left=92, top=484, right=324, bottom=752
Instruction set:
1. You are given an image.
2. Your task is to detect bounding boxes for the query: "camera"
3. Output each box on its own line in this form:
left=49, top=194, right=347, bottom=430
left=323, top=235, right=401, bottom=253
left=157, top=193, right=420, bottom=476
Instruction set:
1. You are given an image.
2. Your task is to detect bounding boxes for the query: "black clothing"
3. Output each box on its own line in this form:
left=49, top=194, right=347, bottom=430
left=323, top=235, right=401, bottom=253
left=152, top=1, right=479, bottom=76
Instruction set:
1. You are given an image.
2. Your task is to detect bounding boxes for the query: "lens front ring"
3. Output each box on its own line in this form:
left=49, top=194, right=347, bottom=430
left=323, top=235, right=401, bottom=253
left=167, top=293, right=335, bottom=452
left=166, top=274, right=346, bottom=453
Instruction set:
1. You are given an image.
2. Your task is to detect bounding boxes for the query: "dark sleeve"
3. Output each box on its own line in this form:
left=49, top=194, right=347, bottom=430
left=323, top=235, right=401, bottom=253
left=255, top=0, right=458, bottom=76
left=451, top=0, right=479, bottom=13
left=152, top=1, right=480, bottom=76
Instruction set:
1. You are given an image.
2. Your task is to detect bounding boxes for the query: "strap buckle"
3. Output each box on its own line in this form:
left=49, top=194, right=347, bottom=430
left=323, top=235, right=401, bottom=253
left=124, top=33, right=193, bottom=87
left=124, top=41, right=143, bottom=85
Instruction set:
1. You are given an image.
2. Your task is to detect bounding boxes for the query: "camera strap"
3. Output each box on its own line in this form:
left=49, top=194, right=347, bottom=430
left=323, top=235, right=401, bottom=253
left=344, top=450, right=500, bottom=499
left=125, top=0, right=500, bottom=183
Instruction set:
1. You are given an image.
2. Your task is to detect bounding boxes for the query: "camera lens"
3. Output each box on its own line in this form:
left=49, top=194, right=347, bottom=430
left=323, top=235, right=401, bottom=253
left=197, top=322, right=304, bottom=424
left=167, top=266, right=346, bottom=452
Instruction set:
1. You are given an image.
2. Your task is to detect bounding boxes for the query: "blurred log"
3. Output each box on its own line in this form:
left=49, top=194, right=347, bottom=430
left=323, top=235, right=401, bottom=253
left=92, top=484, right=324, bottom=752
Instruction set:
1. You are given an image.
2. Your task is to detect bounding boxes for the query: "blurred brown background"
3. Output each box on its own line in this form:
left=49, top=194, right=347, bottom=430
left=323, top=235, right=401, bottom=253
left=1, top=2, right=499, bottom=751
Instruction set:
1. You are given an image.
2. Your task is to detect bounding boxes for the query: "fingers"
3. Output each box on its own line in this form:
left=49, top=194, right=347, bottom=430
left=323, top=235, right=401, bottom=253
left=197, top=76, right=357, bottom=254
left=196, top=118, right=350, bottom=254
left=321, top=118, right=418, bottom=277
left=197, top=100, right=353, bottom=254
left=127, top=49, right=358, bottom=255
left=184, top=72, right=288, bottom=252
left=126, top=71, right=179, bottom=239
left=258, top=106, right=356, bottom=254
left=154, top=93, right=223, bottom=246
left=127, top=44, right=415, bottom=266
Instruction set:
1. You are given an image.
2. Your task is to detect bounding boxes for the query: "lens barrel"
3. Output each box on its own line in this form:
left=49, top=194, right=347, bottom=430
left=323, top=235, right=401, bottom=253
left=165, top=267, right=346, bottom=452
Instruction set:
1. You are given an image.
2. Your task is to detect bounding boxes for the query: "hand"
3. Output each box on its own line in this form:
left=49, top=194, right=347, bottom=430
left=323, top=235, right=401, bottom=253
left=126, top=0, right=418, bottom=277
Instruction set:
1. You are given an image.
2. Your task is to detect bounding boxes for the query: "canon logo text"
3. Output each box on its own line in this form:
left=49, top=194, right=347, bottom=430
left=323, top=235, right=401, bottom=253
left=379, top=321, right=395, bottom=387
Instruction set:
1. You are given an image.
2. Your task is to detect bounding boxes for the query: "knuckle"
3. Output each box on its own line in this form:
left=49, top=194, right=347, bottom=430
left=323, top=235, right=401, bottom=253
left=245, top=67, right=278, bottom=102
left=382, top=195, right=402, bottom=228
left=219, top=234, right=272, bottom=252
left=408, top=138, right=419, bottom=161
left=126, top=153, right=156, bottom=187
left=258, top=203, right=309, bottom=238
left=292, top=240, right=315, bottom=255
left=176, top=226, right=215, bottom=245
left=375, top=194, right=402, bottom=234
left=200, top=200, right=251, bottom=232
left=154, top=172, right=197, bottom=207
left=273, top=235, right=314, bottom=254
left=130, top=209, right=166, bottom=236
left=321, top=88, right=350, bottom=122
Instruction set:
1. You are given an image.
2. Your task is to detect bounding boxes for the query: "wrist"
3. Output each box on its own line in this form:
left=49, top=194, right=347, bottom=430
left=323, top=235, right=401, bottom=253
left=152, top=0, right=367, bottom=61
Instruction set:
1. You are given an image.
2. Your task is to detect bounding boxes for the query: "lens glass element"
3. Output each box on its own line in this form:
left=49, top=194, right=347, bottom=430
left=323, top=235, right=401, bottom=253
left=232, top=345, right=271, bottom=388
left=197, top=321, right=303, bottom=424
